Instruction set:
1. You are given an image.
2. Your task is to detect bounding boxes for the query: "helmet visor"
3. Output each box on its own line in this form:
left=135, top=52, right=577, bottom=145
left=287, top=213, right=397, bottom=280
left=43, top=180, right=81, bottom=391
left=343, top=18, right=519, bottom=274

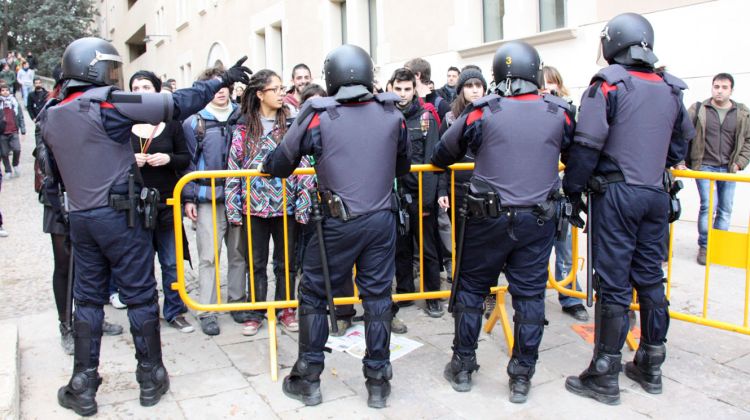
left=106, top=61, right=123, bottom=89
left=595, top=42, right=608, bottom=67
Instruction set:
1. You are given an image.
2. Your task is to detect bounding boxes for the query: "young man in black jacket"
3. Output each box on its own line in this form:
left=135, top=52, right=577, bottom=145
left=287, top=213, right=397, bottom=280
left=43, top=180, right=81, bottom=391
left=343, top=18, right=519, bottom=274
left=27, top=78, right=48, bottom=120
left=391, top=67, right=444, bottom=320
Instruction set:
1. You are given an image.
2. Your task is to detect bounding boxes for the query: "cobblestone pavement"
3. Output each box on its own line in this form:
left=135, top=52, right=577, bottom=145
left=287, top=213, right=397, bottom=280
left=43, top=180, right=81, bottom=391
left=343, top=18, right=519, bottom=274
left=1, top=111, right=750, bottom=419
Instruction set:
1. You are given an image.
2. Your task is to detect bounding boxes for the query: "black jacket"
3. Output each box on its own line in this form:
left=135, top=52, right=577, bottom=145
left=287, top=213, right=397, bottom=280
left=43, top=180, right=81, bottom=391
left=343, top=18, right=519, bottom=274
left=27, top=87, right=48, bottom=120
left=398, top=98, right=440, bottom=210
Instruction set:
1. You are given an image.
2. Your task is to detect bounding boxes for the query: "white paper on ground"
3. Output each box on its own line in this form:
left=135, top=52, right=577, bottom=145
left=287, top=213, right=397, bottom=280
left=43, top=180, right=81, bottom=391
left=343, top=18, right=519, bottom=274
left=325, top=324, right=423, bottom=361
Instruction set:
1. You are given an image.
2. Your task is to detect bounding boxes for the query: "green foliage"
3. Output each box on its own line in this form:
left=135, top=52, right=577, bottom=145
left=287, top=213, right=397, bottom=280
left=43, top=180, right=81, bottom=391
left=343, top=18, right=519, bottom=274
left=1, top=0, right=98, bottom=76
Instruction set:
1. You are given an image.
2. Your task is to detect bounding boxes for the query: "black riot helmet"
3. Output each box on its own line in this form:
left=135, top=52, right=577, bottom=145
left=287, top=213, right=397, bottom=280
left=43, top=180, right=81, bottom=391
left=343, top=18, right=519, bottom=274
left=599, top=13, right=657, bottom=65
left=323, top=44, right=374, bottom=96
left=61, top=37, right=124, bottom=88
left=492, top=41, right=542, bottom=88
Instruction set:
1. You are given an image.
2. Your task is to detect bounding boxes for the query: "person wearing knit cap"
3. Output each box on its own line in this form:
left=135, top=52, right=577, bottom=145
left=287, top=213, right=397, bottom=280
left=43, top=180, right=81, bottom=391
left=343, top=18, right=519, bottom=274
left=435, top=67, right=488, bottom=289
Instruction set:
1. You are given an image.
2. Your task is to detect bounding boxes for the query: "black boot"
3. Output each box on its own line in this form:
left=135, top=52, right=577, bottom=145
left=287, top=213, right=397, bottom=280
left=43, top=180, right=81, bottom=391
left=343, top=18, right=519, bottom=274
left=137, top=362, right=170, bottom=407
left=565, top=352, right=622, bottom=405
left=507, top=358, right=534, bottom=404
left=132, top=318, right=169, bottom=406
left=625, top=343, right=666, bottom=394
left=283, top=359, right=324, bottom=406
left=443, top=353, right=479, bottom=392
left=57, top=320, right=102, bottom=416
left=58, top=368, right=102, bottom=417
left=565, top=303, right=628, bottom=405
left=364, top=364, right=392, bottom=409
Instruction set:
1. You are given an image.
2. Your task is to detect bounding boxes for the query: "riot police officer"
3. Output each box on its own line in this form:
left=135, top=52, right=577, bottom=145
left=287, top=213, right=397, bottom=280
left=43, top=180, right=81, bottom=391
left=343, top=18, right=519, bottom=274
left=38, top=37, right=250, bottom=416
left=261, top=44, right=410, bottom=409
left=562, top=13, right=694, bottom=405
left=432, top=41, right=574, bottom=403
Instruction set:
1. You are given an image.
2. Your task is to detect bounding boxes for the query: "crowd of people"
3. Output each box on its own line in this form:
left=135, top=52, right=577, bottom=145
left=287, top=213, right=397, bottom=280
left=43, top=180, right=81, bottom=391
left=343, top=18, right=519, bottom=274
left=1, top=10, right=748, bottom=415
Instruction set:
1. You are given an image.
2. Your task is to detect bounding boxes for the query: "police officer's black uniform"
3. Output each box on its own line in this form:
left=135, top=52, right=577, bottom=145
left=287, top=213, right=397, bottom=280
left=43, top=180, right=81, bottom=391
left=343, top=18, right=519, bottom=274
left=432, top=42, right=574, bottom=403
left=38, top=37, right=250, bottom=416
left=562, top=14, right=695, bottom=405
left=262, top=44, right=410, bottom=409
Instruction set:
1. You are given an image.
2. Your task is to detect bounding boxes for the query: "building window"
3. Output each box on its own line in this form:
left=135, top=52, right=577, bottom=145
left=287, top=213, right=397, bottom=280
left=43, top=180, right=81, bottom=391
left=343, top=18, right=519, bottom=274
left=482, top=0, right=504, bottom=42
left=539, top=0, right=566, bottom=31
left=368, top=0, right=377, bottom=62
left=126, top=25, right=147, bottom=62
left=176, top=0, right=189, bottom=29
left=254, top=30, right=267, bottom=69
left=268, top=22, right=283, bottom=76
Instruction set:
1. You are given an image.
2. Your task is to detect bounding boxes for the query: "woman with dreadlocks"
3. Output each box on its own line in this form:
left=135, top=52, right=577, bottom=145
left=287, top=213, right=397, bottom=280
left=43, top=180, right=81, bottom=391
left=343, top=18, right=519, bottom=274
left=225, top=69, right=301, bottom=336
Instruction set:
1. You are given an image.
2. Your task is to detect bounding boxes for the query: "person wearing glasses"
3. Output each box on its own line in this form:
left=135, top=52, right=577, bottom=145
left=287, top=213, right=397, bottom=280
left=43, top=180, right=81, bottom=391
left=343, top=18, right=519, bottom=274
left=225, top=69, right=301, bottom=336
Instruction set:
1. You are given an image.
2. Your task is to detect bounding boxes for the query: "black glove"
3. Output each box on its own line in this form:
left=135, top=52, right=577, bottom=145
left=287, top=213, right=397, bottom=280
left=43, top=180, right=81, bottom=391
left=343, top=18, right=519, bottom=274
left=221, top=56, right=252, bottom=87
left=567, top=191, right=586, bottom=229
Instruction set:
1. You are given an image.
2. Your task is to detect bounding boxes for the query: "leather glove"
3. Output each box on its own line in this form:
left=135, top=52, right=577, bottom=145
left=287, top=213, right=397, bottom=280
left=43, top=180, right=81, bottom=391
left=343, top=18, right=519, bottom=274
left=221, top=56, right=252, bottom=87
left=567, top=191, right=586, bottom=229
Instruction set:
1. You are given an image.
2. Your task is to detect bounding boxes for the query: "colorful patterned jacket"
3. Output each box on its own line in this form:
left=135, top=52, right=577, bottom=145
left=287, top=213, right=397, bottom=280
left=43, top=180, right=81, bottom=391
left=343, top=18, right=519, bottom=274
left=225, top=122, right=299, bottom=224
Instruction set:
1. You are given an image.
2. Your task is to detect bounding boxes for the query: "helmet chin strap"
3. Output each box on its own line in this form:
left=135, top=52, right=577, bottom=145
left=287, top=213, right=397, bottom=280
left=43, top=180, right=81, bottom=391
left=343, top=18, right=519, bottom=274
left=504, top=76, right=513, bottom=97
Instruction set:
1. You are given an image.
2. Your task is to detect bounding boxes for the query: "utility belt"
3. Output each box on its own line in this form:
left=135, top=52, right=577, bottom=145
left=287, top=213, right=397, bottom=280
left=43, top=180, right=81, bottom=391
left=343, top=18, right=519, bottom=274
left=587, top=171, right=625, bottom=194
left=320, top=190, right=358, bottom=222
left=395, top=188, right=413, bottom=236
left=108, top=174, right=160, bottom=230
left=587, top=170, right=682, bottom=223
left=467, top=194, right=557, bottom=222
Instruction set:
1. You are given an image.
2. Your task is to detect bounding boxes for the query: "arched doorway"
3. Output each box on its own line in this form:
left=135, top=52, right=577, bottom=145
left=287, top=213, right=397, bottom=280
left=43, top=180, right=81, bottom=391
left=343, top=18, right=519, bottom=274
left=206, top=42, right=229, bottom=69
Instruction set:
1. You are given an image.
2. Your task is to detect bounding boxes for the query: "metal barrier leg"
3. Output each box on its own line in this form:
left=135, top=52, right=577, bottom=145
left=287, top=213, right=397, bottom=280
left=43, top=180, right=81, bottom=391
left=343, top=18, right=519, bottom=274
left=498, top=292, right=514, bottom=355
left=482, top=290, right=514, bottom=355
left=625, top=331, right=638, bottom=351
left=268, top=308, right=279, bottom=381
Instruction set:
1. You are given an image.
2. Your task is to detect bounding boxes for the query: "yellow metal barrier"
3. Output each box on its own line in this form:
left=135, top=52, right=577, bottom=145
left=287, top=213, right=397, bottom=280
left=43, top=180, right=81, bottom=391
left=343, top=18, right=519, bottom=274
left=167, top=165, right=750, bottom=381
left=547, top=169, right=750, bottom=338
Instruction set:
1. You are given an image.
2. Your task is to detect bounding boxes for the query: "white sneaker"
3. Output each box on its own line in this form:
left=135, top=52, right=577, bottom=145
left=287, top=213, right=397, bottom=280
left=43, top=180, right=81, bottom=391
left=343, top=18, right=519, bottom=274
left=109, top=293, right=127, bottom=309
left=0, top=227, right=7, bottom=237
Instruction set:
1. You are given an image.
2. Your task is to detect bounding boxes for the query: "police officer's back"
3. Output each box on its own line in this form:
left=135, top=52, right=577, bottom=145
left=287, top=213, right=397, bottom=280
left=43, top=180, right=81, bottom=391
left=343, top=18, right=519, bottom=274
left=432, top=41, right=574, bottom=403
left=562, top=14, right=695, bottom=405
left=262, top=44, right=410, bottom=409
left=39, top=37, right=250, bottom=416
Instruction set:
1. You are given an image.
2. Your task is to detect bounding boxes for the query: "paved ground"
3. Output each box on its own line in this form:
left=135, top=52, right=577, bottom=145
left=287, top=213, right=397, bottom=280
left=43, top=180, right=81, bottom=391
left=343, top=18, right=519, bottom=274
left=1, top=110, right=750, bottom=419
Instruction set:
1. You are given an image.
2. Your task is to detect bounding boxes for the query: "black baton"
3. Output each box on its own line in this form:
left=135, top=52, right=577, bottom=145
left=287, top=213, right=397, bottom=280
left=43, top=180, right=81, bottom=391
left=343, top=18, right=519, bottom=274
left=586, top=191, right=594, bottom=308
left=310, top=190, right=338, bottom=333
left=448, top=184, right=470, bottom=314
left=62, top=191, right=74, bottom=329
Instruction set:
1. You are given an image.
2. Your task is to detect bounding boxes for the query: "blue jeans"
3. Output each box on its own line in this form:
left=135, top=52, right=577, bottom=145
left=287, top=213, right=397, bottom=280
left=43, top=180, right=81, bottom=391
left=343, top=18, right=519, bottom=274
left=696, top=164, right=736, bottom=248
left=555, top=226, right=583, bottom=308
left=154, top=224, right=188, bottom=322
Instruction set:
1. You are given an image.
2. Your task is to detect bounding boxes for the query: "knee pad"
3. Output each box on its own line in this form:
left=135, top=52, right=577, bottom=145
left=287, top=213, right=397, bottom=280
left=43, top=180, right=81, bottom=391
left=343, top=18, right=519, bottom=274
left=597, top=304, right=629, bottom=354
left=73, top=303, right=104, bottom=370
left=131, top=318, right=163, bottom=364
left=361, top=294, right=393, bottom=363
left=452, top=291, right=484, bottom=356
left=510, top=296, right=546, bottom=363
left=636, top=284, right=670, bottom=345
left=298, top=304, right=330, bottom=364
